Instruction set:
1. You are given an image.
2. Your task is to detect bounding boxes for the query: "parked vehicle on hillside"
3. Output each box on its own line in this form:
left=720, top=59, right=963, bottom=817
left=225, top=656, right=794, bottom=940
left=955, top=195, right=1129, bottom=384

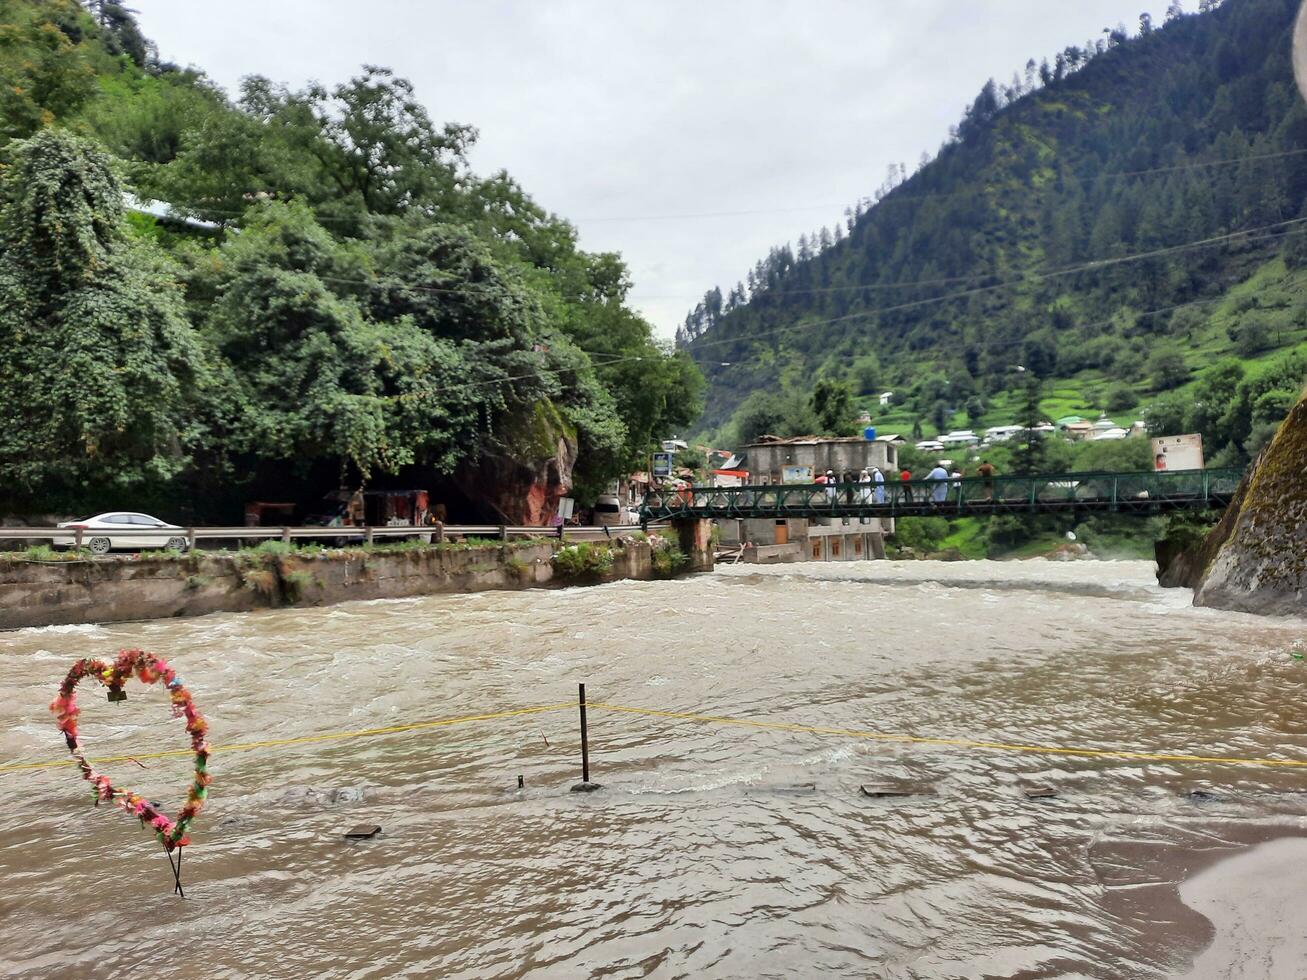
left=51, top=513, right=188, bottom=555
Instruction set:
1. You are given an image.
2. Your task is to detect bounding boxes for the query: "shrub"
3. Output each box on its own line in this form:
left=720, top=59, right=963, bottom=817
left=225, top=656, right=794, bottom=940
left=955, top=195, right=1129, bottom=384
left=550, top=543, right=614, bottom=578
left=282, top=569, right=317, bottom=601
left=1104, top=383, right=1138, bottom=412
left=21, top=544, right=82, bottom=562
left=650, top=535, right=689, bottom=577
left=889, top=516, right=949, bottom=553
left=1233, top=318, right=1273, bottom=358
left=241, top=569, right=278, bottom=597
left=1149, top=348, right=1189, bottom=390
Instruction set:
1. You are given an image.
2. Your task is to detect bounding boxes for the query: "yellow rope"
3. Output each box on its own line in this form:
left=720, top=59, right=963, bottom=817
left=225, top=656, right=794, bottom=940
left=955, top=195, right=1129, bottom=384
left=587, top=703, right=1307, bottom=769
left=0, top=703, right=572, bottom=775
left=6, top=697, right=1306, bottom=777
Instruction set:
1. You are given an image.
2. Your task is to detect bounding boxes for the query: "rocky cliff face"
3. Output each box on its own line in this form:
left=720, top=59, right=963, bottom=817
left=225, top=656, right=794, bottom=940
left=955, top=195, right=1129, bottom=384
left=454, top=400, right=579, bottom=525
left=1190, top=391, right=1307, bottom=616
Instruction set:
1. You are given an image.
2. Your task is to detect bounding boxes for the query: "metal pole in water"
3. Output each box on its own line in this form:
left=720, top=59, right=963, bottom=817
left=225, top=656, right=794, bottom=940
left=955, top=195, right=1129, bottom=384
left=571, top=683, right=601, bottom=792
left=579, top=683, right=590, bottom=782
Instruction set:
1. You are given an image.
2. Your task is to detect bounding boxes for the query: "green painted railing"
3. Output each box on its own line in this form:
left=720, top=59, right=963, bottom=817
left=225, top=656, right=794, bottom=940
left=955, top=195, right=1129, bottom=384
left=640, top=468, right=1244, bottom=521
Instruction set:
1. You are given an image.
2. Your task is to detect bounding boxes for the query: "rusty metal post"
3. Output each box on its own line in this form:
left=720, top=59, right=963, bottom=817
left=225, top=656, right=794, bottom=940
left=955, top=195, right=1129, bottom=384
left=74, top=527, right=84, bottom=551
left=281, top=526, right=291, bottom=545
left=186, top=528, right=196, bottom=552
left=434, top=521, right=444, bottom=545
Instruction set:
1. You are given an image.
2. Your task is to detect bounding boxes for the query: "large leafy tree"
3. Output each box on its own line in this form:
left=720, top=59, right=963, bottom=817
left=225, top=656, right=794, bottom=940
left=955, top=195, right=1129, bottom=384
left=0, top=129, right=206, bottom=499
left=198, top=203, right=480, bottom=481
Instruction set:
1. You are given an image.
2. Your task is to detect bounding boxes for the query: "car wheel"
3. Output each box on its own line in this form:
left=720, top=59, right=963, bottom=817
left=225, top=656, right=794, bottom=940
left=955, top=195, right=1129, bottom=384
left=166, top=536, right=188, bottom=552
left=87, top=536, right=111, bottom=555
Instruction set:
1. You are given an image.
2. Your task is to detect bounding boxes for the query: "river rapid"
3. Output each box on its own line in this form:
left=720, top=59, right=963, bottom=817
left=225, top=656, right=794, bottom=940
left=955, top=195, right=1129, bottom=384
left=1, top=560, right=1306, bottom=979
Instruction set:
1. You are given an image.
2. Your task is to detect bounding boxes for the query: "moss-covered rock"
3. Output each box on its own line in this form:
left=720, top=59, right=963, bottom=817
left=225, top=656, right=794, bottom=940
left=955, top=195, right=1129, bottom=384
left=1191, top=390, right=1307, bottom=616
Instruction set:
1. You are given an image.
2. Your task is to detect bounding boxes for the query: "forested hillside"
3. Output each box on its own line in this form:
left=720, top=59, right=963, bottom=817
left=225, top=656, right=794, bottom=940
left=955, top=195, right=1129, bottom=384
left=684, top=0, right=1307, bottom=468
left=0, top=0, right=701, bottom=521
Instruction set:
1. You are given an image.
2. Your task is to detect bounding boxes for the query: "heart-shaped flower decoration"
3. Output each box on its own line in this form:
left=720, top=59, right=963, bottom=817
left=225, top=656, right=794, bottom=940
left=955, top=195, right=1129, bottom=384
left=50, top=649, right=210, bottom=851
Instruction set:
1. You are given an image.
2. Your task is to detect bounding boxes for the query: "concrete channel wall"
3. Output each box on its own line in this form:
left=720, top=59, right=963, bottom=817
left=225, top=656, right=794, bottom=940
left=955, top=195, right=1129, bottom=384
left=0, top=536, right=681, bottom=631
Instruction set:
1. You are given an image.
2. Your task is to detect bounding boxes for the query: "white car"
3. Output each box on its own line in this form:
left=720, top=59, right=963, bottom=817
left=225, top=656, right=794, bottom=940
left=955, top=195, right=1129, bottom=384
left=53, top=512, right=189, bottom=554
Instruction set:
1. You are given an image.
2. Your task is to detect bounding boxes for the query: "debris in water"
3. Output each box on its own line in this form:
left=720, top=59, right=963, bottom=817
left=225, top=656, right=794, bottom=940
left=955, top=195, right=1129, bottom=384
left=1022, top=785, right=1057, bottom=800
left=745, top=782, right=817, bottom=797
left=860, top=783, right=929, bottom=799
left=570, top=781, right=602, bottom=793
left=344, top=824, right=381, bottom=840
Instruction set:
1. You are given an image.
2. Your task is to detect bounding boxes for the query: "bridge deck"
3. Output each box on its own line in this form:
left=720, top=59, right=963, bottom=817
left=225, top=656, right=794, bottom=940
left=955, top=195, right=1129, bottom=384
left=640, top=468, right=1243, bottom=521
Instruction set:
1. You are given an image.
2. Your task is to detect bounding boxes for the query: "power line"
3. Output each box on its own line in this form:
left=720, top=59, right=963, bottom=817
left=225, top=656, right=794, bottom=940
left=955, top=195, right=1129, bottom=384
left=139, top=145, right=1307, bottom=229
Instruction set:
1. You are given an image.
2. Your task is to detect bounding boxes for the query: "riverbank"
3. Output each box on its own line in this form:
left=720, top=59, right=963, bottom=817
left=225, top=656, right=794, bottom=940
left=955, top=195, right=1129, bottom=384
left=1178, top=836, right=1307, bottom=978
left=0, top=534, right=697, bottom=630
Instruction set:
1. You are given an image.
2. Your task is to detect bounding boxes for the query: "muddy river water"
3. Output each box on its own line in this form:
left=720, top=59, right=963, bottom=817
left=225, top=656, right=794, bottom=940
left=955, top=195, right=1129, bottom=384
left=2, top=560, right=1306, bottom=978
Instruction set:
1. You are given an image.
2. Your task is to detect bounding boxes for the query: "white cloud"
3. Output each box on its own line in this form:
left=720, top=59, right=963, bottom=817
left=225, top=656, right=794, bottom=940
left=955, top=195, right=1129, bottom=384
left=137, top=1, right=1157, bottom=336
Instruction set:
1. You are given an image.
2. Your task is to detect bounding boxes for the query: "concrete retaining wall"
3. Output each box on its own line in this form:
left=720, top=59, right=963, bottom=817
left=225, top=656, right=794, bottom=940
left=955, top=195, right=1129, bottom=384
left=0, top=537, right=669, bottom=631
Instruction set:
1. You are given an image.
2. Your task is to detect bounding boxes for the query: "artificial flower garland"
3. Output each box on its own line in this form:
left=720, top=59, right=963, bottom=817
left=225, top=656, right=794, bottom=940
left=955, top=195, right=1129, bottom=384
left=50, top=649, right=210, bottom=851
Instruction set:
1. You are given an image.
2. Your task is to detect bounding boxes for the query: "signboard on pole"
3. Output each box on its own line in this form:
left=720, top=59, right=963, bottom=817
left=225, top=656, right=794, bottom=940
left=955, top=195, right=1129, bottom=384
left=1151, top=434, right=1204, bottom=471
left=651, top=452, right=673, bottom=479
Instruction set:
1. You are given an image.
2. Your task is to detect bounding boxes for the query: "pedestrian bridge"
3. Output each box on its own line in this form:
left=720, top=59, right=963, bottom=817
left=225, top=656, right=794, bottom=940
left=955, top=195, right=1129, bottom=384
left=640, top=468, right=1244, bottom=521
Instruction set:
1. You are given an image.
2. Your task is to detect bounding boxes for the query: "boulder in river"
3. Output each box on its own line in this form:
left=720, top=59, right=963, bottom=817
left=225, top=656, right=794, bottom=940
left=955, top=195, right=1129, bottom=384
left=1189, top=390, right=1307, bottom=616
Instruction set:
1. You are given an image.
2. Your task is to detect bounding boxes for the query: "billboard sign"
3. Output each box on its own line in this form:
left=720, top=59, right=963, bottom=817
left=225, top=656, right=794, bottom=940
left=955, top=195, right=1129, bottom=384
left=782, top=464, right=814, bottom=484
left=1151, top=434, right=1204, bottom=472
left=651, top=452, right=673, bottom=479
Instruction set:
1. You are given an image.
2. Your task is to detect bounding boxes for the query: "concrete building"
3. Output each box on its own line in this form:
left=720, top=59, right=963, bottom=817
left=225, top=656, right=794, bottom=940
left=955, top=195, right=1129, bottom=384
left=741, top=435, right=898, bottom=485
left=718, top=516, right=890, bottom=565
left=716, top=436, right=899, bottom=564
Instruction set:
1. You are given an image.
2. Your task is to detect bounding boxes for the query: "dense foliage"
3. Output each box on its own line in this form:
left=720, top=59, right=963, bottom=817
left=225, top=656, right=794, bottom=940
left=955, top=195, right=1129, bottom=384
left=0, top=1, right=701, bottom=517
left=685, top=0, right=1307, bottom=466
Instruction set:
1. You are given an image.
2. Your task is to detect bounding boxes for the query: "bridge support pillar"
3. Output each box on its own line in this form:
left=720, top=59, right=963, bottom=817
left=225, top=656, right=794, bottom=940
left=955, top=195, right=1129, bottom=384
left=672, top=518, right=716, bottom=573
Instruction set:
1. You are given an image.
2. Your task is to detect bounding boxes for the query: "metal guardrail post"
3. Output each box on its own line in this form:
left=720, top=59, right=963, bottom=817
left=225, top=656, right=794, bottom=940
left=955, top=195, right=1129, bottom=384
left=365, top=526, right=375, bottom=546
left=186, top=528, right=196, bottom=552
left=74, top=528, right=83, bottom=551
left=434, top=521, right=444, bottom=545
left=281, top=526, right=291, bottom=545
left=499, top=524, right=508, bottom=542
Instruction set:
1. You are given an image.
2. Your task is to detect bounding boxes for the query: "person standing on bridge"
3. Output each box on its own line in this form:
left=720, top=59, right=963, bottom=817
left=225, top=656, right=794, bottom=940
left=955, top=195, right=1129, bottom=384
left=900, top=466, right=913, bottom=504
left=871, top=465, right=886, bottom=504
left=824, top=470, right=837, bottom=504
left=976, top=459, right=997, bottom=500
left=927, top=462, right=950, bottom=505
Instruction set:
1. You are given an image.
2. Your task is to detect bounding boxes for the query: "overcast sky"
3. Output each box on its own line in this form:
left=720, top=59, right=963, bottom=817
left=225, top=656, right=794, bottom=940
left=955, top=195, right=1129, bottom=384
left=137, top=1, right=1161, bottom=338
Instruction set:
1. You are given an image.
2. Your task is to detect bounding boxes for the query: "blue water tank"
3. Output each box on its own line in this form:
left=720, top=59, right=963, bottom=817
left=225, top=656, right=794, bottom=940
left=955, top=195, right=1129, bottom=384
left=863, top=426, right=877, bottom=441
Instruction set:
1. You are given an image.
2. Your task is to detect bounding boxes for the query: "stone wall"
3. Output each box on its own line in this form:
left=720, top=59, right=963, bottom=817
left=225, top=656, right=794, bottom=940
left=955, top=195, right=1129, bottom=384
left=0, top=535, right=682, bottom=631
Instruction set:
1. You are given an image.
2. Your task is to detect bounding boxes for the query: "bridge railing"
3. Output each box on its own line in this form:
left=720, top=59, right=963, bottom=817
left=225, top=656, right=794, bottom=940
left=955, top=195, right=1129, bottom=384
left=640, top=468, right=1244, bottom=520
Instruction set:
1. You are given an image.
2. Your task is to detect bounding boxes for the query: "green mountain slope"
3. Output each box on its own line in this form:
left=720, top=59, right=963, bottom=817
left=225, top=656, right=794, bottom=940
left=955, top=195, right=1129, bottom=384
left=684, top=0, right=1307, bottom=464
